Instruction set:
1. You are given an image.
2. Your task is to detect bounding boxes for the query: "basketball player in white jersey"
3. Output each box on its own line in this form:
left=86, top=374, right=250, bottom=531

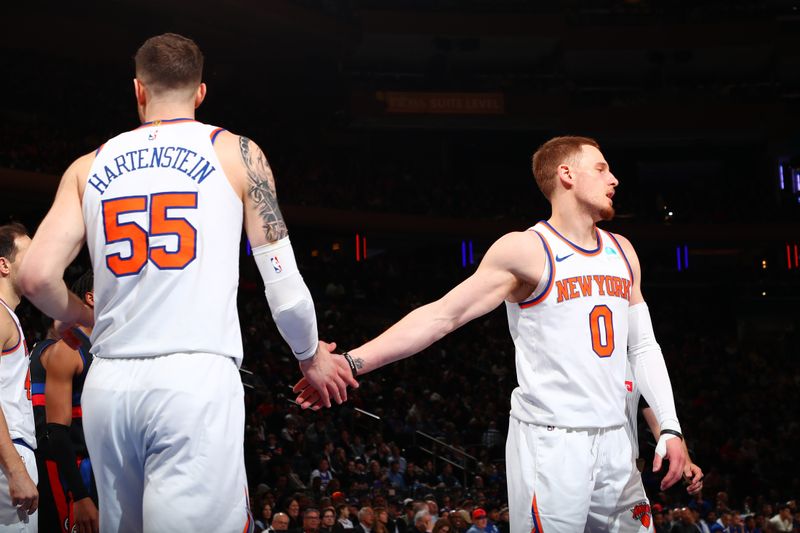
left=295, top=136, right=691, bottom=532
left=18, top=34, right=356, bottom=532
left=0, top=223, right=38, bottom=531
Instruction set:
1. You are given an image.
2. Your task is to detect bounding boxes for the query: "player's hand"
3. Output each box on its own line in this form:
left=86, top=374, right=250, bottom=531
left=8, top=468, right=38, bottom=516
left=54, top=304, right=93, bottom=349
left=293, top=341, right=359, bottom=410
left=73, top=496, right=100, bottom=533
left=653, top=435, right=687, bottom=490
left=683, top=461, right=704, bottom=495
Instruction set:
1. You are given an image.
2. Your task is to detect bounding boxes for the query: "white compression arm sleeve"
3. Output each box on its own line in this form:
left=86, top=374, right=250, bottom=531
left=253, top=237, right=318, bottom=360
left=628, top=302, right=681, bottom=435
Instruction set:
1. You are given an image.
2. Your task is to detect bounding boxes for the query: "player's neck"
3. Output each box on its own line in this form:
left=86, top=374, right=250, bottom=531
left=141, top=102, right=196, bottom=124
left=0, top=282, right=20, bottom=311
left=547, top=211, right=598, bottom=248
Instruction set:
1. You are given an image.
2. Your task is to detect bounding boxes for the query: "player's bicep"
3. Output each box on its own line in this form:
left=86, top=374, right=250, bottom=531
left=44, top=343, right=77, bottom=426
left=236, top=136, right=288, bottom=248
left=439, top=257, right=519, bottom=329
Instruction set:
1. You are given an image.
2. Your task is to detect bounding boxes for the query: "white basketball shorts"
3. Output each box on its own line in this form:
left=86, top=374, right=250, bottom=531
left=506, top=416, right=653, bottom=533
left=82, top=353, right=253, bottom=533
left=0, top=441, right=38, bottom=532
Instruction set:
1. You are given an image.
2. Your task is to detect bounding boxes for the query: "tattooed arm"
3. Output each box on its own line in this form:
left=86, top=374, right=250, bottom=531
left=237, top=136, right=289, bottom=247
left=213, top=132, right=358, bottom=406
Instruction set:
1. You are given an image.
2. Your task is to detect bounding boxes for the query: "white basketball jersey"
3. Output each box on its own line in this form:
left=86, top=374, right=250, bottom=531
left=83, top=119, right=244, bottom=364
left=0, top=299, right=36, bottom=448
left=506, top=221, right=634, bottom=428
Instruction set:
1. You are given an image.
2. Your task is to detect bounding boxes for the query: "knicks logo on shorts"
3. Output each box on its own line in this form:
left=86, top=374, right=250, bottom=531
left=630, top=502, right=651, bottom=528
left=270, top=256, right=283, bottom=273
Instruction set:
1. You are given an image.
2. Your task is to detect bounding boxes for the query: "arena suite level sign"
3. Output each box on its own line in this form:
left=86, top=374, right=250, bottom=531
left=379, top=91, right=505, bottom=115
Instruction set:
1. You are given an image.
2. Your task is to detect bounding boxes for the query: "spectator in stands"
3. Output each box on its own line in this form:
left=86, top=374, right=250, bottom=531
left=466, top=509, right=489, bottom=533
left=767, top=503, right=792, bottom=532
left=320, top=507, right=337, bottom=533
left=270, top=513, right=291, bottom=532
left=356, top=507, right=376, bottom=533
left=285, top=498, right=301, bottom=530
left=412, top=510, right=433, bottom=533
left=310, top=458, right=334, bottom=493
left=336, top=504, right=353, bottom=529
left=256, top=503, right=274, bottom=532
left=432, top=517, right=452, bottom=533
left=387, top=461, right=407, bottom=492
left=710, top=510, right=732, bottom=532
left=300, top=508, right=322, bottom=533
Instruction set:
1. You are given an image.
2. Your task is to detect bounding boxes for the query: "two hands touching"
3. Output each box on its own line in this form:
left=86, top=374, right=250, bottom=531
left=294, top=342, right=359, bottom=410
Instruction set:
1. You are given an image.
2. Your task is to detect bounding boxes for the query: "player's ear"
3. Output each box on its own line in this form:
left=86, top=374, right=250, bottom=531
left=134, top=79, right=147, bottom=107
left=194, top=83, right=206, bottom=109
left=0, top=256, right=9, bottom=276
left=85, top=292, right=94, bottom=308
left=557, top=163, right=573, bottom=190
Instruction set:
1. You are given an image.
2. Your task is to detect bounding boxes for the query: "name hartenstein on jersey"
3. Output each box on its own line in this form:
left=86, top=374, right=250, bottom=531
left=555, top=274, right=631, bottom=303
left=88, top=145, right=218, bottom=195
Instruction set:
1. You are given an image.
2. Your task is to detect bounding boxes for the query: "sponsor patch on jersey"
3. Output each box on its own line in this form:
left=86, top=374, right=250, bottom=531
left=625, top=380, right=633, bottom=392
left=270, top=256, right=283, bottom=273
left=630, top=502, right=651, bottom=528
left=605, top=246, right=618, bottom=255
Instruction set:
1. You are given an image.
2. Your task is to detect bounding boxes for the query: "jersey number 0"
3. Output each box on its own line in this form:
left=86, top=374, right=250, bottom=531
left=589, top=304, right=614, bottom=357
left=102, top=192, right=198, bottom=276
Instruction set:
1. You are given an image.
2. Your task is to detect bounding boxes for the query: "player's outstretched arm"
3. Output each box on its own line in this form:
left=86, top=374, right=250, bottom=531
left=19, top=155, right=93, bottom=333
left=216, top=132, right=356, bottom=407
left=293, top=231, right=542, bottom=409
left=618, top=234, right=687, bottom=490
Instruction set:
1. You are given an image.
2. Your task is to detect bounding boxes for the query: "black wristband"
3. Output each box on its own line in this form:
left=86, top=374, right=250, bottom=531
left=341, top=351, right=358, bottom=379
left=46, top=423, right=91, bottom=501
left=661, top=429, right=683, bottom=441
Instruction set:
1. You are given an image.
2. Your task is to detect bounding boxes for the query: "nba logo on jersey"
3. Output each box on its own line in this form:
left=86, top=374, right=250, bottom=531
left=148, top=131, right=158, bottom=141
left=270, top=256, right=283, bottom=273
left=625, top=380, right=633, bottom=392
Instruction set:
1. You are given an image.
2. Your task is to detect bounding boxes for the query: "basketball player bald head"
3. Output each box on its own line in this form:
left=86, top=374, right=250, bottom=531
left=133, top=33, right=206, bottom=121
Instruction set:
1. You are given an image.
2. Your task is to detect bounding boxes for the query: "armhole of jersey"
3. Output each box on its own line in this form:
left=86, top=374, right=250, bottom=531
left=605, top=231, right=634, bottom=285
left=210, top=127, right=227, bottom=145
left=0, top=302, right=21, bottom=355
left=519, top=230, right=555, bottom=308
left=95, top=144, right=105, bottom=156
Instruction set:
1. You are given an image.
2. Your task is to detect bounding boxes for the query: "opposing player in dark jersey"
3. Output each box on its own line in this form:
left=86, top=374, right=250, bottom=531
left=30, top=271, right=97, bottom=533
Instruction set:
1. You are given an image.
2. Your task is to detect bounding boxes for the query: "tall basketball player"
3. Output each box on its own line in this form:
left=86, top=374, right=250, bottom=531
left=296, top=137, right=690, bottom=532
left=19, top=34, right=357, bottom=532
left=0, top=223, right=38, bottom=531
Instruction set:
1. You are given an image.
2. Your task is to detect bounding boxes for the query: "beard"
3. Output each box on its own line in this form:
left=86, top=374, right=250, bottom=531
left=599, top=205, right=615, bottom=221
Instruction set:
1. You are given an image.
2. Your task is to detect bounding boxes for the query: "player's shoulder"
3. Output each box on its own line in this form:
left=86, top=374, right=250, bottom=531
left=45, top=339, right=82, bottom=375
left=0, top=305, right=18, bottom=347
left=487, top=230, right=546, bottom=267
left=605, top=231, right=637, bottom=257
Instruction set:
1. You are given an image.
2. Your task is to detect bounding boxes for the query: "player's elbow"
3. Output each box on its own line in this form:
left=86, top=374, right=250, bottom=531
left=18, top=262, right=47, bottom=300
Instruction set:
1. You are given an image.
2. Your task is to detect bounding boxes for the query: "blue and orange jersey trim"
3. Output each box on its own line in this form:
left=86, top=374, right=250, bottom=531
left=136, top=117, right=198, bottom=129
left=540, top=220, right=602, bottom=256
left=519, top=230, right=555, bottom=308
left=604, top=230, right=634, bottom=284
left=0, top=298, right=22, bottom=355
left=210, top=127, right=226, bottom=144
left=95, top=143, right=105, bottom=156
